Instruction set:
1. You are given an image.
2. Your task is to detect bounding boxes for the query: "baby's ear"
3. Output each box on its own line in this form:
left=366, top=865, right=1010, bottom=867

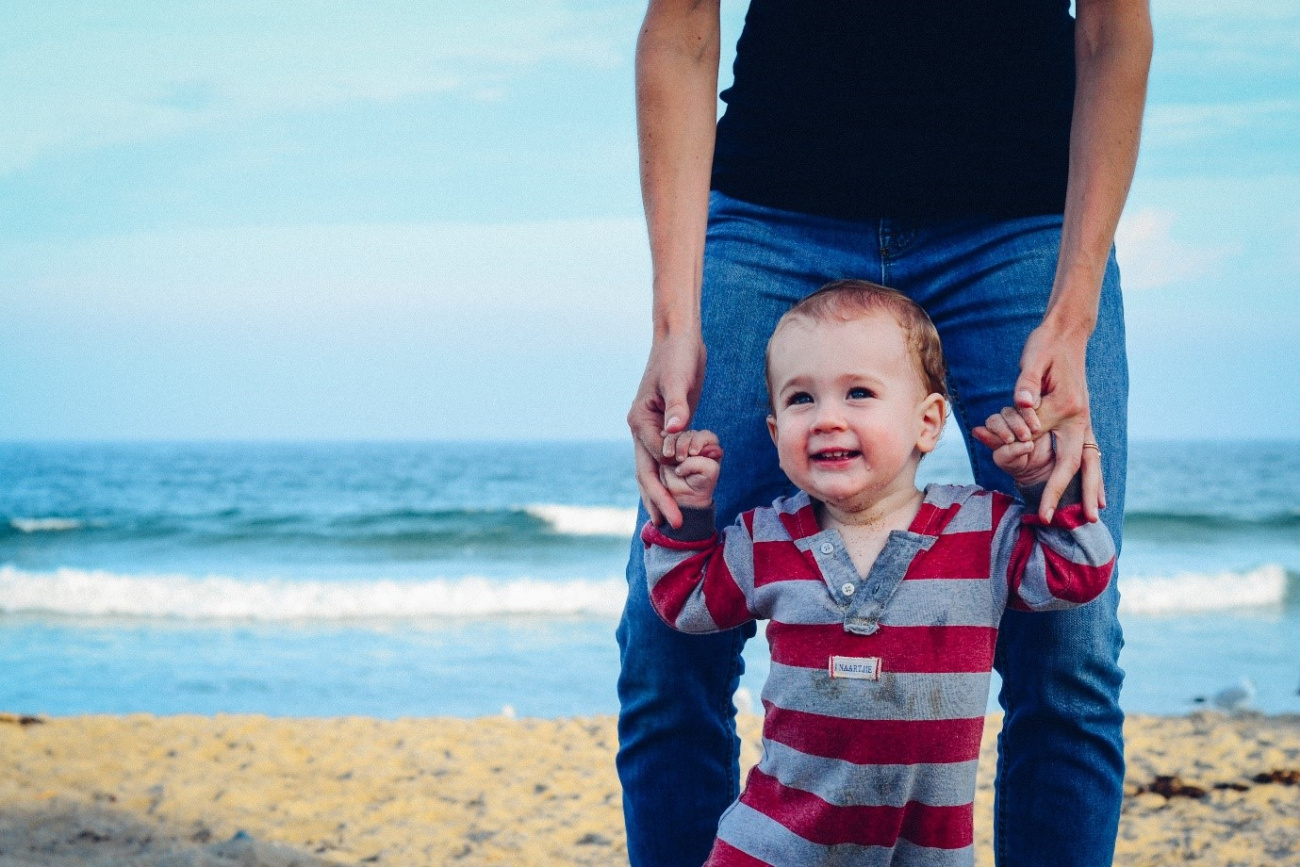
left=766, top=414, right=779, bottom=446
left=916, top=393, right=947, bottom=453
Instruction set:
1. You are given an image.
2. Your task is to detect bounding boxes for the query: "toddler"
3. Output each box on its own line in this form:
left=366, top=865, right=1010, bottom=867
left=641, top=280, right=1115, bottom=866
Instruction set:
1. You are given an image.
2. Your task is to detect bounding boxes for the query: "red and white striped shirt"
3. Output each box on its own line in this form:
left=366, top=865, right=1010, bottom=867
left=641, top=483, right=1115, bottom=866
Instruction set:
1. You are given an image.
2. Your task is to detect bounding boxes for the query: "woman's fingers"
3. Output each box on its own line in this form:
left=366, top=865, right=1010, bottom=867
left=1079, top=428, right=1104, bottom=522
left=1039, top=424, right=1083, bottom=523
left=635, top=445, right=678, bottom=527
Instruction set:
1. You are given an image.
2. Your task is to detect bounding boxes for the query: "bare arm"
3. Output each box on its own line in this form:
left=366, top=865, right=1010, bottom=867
left=627, top=0, right=721, bottom=527
left=1011, top=0, right=1153, bottom=521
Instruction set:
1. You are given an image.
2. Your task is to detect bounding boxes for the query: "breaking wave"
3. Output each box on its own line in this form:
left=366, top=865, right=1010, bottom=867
left=0, top=566, right=626, bottom=621
left=9, top=518, right=85, bottom=533
left=1119, top=564, right=1292, bottom=615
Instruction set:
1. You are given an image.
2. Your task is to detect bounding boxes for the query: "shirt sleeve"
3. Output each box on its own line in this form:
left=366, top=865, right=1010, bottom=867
left=989, top=476, right=1116, bottom=613
left=640, top=506, right=759, bottom=633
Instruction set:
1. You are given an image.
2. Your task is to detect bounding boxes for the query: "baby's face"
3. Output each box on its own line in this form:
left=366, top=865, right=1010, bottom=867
left=766, top=311, right=944, bottom=515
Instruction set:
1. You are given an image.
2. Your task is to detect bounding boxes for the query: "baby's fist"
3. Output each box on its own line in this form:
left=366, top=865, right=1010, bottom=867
left=973, top=406, right=1054, bottom=487
left=658, top=430, right=722, bottom=511
left=991, top=435, right=1055, bottom=486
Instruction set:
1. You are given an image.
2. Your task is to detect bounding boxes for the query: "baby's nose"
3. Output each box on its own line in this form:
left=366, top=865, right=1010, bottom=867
left=811, top=403, right=847, bottom=431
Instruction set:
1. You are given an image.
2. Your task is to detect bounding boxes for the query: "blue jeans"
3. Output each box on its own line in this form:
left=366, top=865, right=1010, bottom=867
left=616, top=192, right=1127, bottom=866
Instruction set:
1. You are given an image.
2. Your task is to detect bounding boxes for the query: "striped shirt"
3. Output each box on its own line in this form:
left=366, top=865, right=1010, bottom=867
left=641, top=483, right=1115, bottom=866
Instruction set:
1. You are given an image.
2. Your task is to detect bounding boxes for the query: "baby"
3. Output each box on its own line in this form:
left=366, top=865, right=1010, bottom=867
left=641, top=279, right=1115, bottom=866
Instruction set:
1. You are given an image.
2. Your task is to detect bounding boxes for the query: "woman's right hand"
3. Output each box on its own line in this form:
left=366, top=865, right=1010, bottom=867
left=627, top=330, right=706, bottom=528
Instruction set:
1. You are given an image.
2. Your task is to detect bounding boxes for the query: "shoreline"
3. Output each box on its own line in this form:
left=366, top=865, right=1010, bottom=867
left=1, top=712, right=1297, bottom=866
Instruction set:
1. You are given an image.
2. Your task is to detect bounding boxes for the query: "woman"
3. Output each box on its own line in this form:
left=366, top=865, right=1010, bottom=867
left=617, top=1, right=1152, bottom=865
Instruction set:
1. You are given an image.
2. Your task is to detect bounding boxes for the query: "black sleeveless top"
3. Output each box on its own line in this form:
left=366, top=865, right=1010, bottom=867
left=711, top=0, right=1077, bottom=220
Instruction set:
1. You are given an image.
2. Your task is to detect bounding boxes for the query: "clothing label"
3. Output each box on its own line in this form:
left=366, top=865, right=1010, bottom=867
left=829, top=656, right=882, bottom=680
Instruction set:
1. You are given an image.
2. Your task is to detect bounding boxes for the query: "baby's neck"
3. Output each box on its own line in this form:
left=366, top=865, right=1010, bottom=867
left=818, top=486, right=925, bottom=578
left=819, top=484, right=925, bottom=532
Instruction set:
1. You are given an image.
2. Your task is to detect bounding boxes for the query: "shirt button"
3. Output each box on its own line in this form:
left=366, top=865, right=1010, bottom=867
left=820, top=542, right=835, bottom=554
left=841, top=583, right=856, bottom=596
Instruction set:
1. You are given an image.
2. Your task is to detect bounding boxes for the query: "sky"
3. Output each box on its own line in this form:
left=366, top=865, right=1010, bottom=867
left=1, top=0, right=1297, bottom=441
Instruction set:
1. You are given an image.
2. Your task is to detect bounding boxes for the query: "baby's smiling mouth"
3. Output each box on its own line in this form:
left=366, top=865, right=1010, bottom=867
left=811, top=449, right=861, bottom=463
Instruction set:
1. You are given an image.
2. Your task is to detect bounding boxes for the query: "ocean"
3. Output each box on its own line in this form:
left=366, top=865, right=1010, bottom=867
left=1, top=440, right=1297, bottom=718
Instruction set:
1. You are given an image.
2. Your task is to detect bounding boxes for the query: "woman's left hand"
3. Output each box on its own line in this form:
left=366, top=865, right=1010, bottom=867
left=1011, top=323, right=1105, bottom=523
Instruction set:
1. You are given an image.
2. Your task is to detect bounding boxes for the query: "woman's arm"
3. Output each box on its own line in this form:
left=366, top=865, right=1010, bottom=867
left=627, top=0, right=721, bottom=529
left=1015, top=0, right=1153, bottom=522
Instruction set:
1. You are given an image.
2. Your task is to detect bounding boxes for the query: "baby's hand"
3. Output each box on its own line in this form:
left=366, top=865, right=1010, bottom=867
left=658, top=430, right=723, bottom=512
left=973, top=407, right=1054, bottom=487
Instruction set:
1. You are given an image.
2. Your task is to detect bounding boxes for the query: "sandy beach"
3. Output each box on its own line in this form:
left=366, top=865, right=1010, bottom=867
left=1, top=711, right=1297, bottom=866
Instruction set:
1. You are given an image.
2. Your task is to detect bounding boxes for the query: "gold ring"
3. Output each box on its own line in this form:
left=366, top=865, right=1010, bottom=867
left=1082, top=442, right=1101, bottom=453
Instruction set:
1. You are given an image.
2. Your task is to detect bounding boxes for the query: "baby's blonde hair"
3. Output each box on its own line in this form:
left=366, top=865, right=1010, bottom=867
left=766, top=279, right=949, bottom=401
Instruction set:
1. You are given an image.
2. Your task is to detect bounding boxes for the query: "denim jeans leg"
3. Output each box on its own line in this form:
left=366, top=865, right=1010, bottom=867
left=616, top=192, right=875, bottom=867
left=990, top=257, right=1127, bottom=867
left=894, top=215, right=1128, bottom=866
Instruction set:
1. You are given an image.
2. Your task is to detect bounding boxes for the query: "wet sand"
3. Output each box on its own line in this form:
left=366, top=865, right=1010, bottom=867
left=1, top=711, right=1296, bottom=865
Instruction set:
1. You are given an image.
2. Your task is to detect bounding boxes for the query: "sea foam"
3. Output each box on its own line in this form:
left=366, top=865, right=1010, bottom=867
left=0, top=566, right=626, bottom=621
left=9, top=518, right=84, bottom=533
left=525, top=504, right=638, bottom=538
left=0, top=563, right=1289, bottom=622
left=1119, top=564, right=1290, bottom=615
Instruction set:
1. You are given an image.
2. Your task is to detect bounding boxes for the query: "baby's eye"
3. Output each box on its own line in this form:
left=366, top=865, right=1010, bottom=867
left=786, top=391, right=813, bottom=406
left=847, top=387, right=874, bottom=400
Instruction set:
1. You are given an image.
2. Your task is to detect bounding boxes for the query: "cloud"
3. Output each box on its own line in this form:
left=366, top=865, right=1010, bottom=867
left=1139, top=94, right=1300, bottom=185
left=1153, top=0, right=1300, bottom=24
left=1147, top=1, right=1300, bottom=81
left=1144, top=100, right=1300, bottom=148
left=0, top=1, right=639, bottom=174
left=1114, top=209, right=1234, bottom=291
left=0, top=216, right=656, bottom=438
left=2, top=218, right=652, bottom=337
